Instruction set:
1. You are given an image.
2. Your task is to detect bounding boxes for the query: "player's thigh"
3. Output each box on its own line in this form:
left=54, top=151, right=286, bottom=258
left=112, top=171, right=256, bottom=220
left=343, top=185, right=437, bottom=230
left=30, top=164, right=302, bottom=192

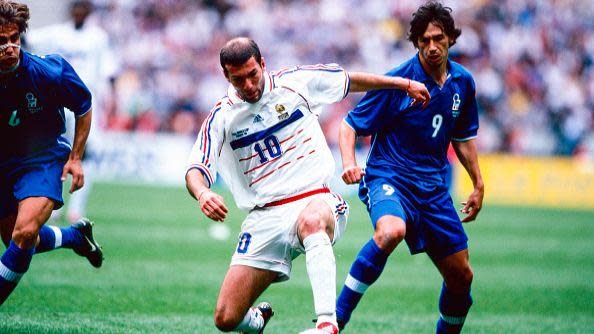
left=362, top=178, right=409, bottom=227
left=215, top=265, right=277, bottom=321
left=12, top=197, right=55, bottom=246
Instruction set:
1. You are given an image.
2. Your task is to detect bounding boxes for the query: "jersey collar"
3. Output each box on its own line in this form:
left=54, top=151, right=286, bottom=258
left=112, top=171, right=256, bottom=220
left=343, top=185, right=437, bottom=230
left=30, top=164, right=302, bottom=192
left=412, top=53, right=461, bottom=84
left=226, top=71, right=274, bottom=105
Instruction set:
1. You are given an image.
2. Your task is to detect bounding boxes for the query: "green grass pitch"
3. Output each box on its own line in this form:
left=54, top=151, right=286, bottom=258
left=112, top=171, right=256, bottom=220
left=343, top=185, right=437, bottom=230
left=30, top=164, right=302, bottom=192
left=0, top=183, right=592, bottom=333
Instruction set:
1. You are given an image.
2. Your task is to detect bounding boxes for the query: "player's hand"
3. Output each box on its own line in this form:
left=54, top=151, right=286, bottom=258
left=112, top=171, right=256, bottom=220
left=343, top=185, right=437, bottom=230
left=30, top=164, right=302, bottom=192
left=407, top=80, right=431, bottom=108
left=61, top=158, right=84, bottom=194
left=460, top=186, right=484, bottom=222
left=199, top=189, right=228, bottom=222
left=342, top=165, right=365, bottom=185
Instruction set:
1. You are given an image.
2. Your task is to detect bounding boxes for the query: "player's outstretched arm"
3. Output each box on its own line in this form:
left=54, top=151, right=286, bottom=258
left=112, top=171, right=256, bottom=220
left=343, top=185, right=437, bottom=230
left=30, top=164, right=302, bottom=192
left=347, top=72, right=430, bottom=108
left=452, top=139, right=484, bottom=222
left=62, top=109, right=92, bottom=194
left=339, top=120, right=365, bottom=185
left=185, top=169, right=228, bottom=222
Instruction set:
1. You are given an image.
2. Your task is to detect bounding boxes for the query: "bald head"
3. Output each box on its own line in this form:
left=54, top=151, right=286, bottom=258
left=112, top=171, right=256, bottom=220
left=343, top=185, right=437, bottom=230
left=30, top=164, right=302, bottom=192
left=220, top=37, right=262, bottom=74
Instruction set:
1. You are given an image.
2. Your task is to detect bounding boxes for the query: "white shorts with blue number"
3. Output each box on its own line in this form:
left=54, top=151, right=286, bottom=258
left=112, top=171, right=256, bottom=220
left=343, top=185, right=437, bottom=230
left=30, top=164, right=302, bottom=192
left=230, top=191, right=349, bottom=282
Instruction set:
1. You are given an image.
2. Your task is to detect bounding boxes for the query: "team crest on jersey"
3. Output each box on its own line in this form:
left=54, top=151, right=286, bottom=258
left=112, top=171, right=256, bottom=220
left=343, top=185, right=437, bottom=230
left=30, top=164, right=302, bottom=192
left=451, top=93, right=461, bottom=118
left=25, top=92, right=43, bottom=114
left=275, top=104, right=289, bottom=120
left=232, top=128, right=249, bottom=139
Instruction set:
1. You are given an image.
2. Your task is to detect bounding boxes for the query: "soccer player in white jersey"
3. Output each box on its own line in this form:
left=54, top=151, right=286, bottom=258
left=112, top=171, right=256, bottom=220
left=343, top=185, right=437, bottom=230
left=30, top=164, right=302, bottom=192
left=27, top=0, right=118, bottom=222
left=185, top=38, right=430, bottom=334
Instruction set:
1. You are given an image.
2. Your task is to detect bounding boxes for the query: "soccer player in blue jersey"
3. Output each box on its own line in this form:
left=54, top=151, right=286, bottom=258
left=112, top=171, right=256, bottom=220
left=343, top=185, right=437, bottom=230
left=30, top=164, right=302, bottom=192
left=0, top=1, right=103, bottom=306
left=335, top=2, right=484, bottom=333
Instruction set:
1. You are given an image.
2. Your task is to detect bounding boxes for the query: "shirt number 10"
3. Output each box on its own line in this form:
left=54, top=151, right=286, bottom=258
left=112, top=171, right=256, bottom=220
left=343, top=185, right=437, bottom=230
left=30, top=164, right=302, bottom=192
left=254, top=135, right=282, bottom=163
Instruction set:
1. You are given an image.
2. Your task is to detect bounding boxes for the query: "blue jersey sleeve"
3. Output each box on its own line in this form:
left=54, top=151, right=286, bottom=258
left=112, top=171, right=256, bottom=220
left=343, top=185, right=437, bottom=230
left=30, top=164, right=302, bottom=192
left=452, top=76, right=479, bottom=141
left=345, top=89, right=400, bottom=136
left=57, top=57, right=92, bottom=116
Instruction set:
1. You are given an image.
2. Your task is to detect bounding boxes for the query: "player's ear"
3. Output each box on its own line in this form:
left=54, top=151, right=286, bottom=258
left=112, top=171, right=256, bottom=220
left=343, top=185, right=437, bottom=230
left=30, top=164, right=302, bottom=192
left=260, top=57, right=266, bottom=71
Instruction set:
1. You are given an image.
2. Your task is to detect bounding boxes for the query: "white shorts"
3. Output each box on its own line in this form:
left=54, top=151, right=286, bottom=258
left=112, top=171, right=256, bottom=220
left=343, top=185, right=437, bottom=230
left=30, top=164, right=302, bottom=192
left=230, top=191, right=349, bottom=282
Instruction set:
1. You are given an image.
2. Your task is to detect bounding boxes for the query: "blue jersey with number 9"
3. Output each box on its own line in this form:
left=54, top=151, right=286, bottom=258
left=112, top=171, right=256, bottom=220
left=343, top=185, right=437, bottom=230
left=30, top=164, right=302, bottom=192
left=345, top=54, right=478, bottom=187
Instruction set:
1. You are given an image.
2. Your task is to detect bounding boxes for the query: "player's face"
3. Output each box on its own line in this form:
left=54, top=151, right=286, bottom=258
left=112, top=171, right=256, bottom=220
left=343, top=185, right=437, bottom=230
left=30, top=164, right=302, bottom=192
left=0, top=23, right=21, bottom=72
left=224, top=56, right=266, bottom=104
left=417, top=22, right=450, bottom=69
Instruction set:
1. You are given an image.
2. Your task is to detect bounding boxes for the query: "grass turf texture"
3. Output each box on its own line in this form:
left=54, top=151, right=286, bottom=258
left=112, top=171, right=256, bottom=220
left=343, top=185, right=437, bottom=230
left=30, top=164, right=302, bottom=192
left=0, top=183, right=592, bottom=333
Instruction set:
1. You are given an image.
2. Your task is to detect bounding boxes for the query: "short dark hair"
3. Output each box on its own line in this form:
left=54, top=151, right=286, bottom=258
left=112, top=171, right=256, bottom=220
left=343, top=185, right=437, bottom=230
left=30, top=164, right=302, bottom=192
left=220, top=38, right=262, bottom=71
left=0, top=1, right=29, bottom=33
left=408, top=2, right=461, bottom=48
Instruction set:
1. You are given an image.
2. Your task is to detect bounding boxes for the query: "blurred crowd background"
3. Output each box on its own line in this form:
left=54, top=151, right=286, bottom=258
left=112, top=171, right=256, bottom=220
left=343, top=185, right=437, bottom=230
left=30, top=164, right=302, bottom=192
left=23, top=0, right=594, bottom=156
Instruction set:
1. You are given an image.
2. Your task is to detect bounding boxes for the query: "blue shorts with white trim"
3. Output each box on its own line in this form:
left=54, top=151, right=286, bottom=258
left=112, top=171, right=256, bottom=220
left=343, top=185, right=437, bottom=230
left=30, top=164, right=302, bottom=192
left=359, top=173, right=468, bottom=260
left=0, top=144, right=70, bottom=218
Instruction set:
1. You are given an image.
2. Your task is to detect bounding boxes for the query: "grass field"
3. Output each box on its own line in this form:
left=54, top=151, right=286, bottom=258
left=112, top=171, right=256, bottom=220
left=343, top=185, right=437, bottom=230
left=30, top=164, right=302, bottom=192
left=0, top=183, right=593, bottom=333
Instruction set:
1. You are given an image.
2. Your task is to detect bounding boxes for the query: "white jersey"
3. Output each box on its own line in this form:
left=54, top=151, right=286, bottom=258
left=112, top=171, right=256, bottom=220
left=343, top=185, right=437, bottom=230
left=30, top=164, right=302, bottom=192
left=187, top=64, right=350, bottom=211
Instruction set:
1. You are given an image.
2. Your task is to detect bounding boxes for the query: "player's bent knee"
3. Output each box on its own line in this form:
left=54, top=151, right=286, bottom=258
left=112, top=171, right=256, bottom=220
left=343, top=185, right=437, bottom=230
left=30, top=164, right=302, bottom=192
left=374, top=216, right=405, bottom=252
left=298, top=212, right=328, bottom=236
left=213, top=305, right=242, bottom=332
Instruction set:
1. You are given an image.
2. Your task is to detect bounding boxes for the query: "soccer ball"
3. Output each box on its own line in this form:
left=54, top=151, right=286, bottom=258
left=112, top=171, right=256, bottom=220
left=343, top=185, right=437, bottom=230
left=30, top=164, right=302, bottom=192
left=208, top=223, right=231, bottom=241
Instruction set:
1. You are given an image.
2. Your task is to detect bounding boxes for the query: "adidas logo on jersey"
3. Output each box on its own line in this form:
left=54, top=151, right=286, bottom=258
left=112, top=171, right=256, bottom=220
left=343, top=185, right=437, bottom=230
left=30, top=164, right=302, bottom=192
left=253, top=114, right=264, bottom=123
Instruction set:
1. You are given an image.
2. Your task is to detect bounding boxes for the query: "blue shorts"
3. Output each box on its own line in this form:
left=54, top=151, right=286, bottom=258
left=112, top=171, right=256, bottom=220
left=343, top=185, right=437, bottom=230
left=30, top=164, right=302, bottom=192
left=0, top=145, right=70, bottom=218
left=359, top=174, right=468, bottom=260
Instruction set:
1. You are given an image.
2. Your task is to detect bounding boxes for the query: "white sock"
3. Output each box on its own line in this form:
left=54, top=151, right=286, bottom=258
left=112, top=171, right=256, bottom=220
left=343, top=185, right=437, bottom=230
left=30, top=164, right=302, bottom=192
left=303, top=231, right=337, bottom=326
left=233, top=307, right=264, bottom=333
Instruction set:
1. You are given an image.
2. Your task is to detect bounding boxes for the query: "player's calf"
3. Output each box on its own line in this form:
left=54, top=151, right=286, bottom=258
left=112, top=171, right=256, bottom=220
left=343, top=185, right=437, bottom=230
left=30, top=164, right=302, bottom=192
left=435, top=250, right=474, bottom=333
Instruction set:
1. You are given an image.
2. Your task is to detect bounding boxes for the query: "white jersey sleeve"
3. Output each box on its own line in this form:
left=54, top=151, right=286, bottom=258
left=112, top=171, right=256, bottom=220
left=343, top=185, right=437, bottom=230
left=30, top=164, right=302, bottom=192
left=186, top=101, right=225, bottom=187
left=273, top=64, right=350, bottom=115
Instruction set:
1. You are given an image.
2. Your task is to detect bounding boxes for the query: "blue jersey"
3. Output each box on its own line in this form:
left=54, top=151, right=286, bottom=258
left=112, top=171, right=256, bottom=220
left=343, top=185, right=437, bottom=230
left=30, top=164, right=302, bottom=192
left=345, top=54, right=478, bottom=186
left=0, top=51, right=92, bottom=166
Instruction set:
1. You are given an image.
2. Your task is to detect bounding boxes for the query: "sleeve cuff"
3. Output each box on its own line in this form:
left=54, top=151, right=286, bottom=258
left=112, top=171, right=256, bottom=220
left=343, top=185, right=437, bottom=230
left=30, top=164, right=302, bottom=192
left=343, top=117, right=357, bottom=134
left=76, top=106, right=92, bottom=117
left=343, top=71, right=351, bottom=100
left=186, top=164, right=213, bottom=187
left=451, top=134, right=477, bottom=142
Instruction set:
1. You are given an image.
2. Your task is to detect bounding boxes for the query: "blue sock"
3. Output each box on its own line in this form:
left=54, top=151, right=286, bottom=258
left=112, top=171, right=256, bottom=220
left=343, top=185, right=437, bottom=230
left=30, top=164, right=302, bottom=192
left=36, top=225, right=82, bottom=254
left=336, top=239, right=389, bottom=326
left=0, top=241, right=35, bottom=305
left=436, top=282, right=473, bottom=334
